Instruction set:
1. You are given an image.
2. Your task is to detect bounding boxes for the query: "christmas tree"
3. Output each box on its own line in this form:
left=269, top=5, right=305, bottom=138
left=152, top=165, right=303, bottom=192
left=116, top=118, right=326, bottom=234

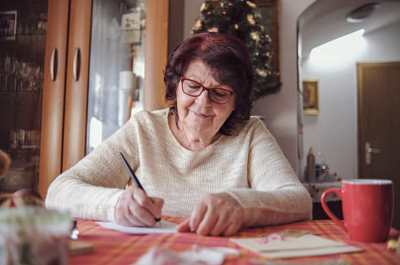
left=192, top=0, right=281, bottom=101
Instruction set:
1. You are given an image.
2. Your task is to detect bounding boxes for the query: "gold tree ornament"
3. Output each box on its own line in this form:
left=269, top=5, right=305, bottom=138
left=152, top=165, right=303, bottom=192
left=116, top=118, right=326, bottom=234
left=193, top=0, right=281, bottom=101
left=247, top=1, right=256, bottom=8
left=247, top=14, right=256, bottom=25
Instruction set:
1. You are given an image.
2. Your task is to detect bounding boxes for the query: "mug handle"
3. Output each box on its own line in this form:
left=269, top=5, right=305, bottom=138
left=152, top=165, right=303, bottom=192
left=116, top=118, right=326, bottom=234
left=321, top=188, right=346, bottom=231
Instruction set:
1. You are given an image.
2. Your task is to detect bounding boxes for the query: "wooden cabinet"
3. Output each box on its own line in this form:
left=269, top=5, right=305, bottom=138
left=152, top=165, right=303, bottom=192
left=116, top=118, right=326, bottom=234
left=38, top=0, right=70, bottom=199
left=37, top=0, right=169, bottom=198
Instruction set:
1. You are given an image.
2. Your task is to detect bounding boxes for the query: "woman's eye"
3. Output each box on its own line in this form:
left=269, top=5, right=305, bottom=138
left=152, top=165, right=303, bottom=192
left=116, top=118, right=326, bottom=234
left=213, top=89, right=229, bottom=98
left=186, top=81, right=202, bottom=90
left=189, top=84, right=201, bottom=89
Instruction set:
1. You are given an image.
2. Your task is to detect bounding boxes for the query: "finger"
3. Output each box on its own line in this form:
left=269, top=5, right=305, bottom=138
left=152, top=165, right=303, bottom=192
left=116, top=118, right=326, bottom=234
left=221, top=208, right=244, bottom=236
left=222, top=221, right=242, bottom=236
left=115, top=193, right=134, bottom=226
left=126, top=198, right=156, bottom=227
left=115, top=187, right=156, bottom=227
left=176, top=218, right=191, bottom=232
left=190, top=201, right=208, bottom=232
left=115, top=211, right=132, bottom=227
left=197, top=209, right=219, bottom=236
left=209, top=214, right=231, bottom=236
left=116, top=201, right=142, bottom=227
left=133, top=188, right=160, bottom=220
left=150, top=197, right=164, bottom=218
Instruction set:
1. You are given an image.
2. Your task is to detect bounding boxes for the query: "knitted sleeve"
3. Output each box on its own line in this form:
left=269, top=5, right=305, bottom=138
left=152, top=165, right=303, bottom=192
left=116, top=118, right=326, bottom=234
left=226, top=119, right=312, bottom=227
left=45, top=115, right=142, bottom=222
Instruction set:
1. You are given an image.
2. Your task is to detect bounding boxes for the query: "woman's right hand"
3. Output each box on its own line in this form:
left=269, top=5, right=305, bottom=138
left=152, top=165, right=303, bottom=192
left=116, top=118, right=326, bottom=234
left=114, top=185, right=164, bottom=227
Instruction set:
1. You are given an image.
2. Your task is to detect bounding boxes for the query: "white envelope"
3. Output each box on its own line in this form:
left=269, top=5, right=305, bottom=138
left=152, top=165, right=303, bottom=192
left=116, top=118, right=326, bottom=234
left=231, top=234, right=363, bottom=259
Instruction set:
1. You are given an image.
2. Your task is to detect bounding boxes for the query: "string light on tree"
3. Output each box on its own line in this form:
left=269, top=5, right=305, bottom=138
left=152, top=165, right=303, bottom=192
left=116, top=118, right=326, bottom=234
left=192, top=0, right=281, bottom=101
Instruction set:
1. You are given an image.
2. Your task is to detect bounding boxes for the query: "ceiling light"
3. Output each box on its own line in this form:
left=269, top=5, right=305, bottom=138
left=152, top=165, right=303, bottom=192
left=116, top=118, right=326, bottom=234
left=347, top=3, right=379, bottom=23
left=309, top=29, right=365, bottom=61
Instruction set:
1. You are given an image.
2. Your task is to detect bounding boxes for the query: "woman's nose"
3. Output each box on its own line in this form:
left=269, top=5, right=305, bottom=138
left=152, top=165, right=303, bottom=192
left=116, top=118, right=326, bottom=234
left=196, top=89, right=212, bottom=105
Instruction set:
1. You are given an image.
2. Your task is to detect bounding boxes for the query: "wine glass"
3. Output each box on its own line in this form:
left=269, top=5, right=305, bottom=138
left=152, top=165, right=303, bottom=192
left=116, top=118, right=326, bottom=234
left=19, top=62, right=40, bottom=91
left=3, top=55, right=16, bottom=91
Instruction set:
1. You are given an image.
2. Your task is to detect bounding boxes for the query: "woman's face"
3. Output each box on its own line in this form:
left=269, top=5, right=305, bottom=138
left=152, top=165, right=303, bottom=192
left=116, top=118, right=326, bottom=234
left=176, top=60, right=236, bottom=137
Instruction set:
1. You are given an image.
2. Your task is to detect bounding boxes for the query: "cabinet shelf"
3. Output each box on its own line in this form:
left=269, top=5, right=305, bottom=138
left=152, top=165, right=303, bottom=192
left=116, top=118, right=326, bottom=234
left=5, top=146, right=40, bottom=152
left=2, top=33, right=47, bottom=39
left=0, top=90, right=42, bottom=93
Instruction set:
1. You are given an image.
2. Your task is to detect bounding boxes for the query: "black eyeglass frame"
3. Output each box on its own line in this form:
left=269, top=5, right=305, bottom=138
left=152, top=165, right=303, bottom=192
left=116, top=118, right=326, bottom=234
left=180, top=77, right=234, bottom=104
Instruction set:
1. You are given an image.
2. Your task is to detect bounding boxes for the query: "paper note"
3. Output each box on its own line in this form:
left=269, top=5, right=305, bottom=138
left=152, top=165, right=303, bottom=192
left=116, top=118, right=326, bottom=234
left=262, top=229, right=314, bottom=238
left=96, top=220, right=178, bottom=234
left=231, top=234, right=362, bottom=259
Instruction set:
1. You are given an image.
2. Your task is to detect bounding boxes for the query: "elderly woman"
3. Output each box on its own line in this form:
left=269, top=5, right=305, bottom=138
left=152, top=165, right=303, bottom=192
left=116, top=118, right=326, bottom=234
left=46, top=32, right=312, bottom=236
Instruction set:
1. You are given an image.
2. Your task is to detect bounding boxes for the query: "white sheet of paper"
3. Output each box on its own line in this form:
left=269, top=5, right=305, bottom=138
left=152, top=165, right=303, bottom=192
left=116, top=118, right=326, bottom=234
left=231, top=234, right=363, bottom=259
left=96, top=220, right=178, bottom=234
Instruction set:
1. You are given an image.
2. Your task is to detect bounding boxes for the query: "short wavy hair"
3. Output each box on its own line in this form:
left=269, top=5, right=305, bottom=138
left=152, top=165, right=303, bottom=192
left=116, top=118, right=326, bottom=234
left=164, top=32, right=254, bottom=135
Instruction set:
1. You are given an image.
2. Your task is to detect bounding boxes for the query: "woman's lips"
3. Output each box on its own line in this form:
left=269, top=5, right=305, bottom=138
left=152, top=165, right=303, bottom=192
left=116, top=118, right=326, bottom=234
left=191, top=110, right=211, bottom=118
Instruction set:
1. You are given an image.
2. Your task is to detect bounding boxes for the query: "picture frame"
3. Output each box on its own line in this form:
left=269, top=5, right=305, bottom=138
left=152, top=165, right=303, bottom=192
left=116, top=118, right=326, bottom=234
left=253, top=0, right=280, bottom=74
left=303, top=80, right=319, bottom=115
left=0, top=11, right=17, bottom=41
left=121, top=11, right=141, bottom=44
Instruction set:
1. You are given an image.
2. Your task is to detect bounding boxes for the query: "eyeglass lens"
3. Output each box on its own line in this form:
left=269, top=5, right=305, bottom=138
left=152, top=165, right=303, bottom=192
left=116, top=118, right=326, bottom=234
left=182, top=79, right=232, bottom=104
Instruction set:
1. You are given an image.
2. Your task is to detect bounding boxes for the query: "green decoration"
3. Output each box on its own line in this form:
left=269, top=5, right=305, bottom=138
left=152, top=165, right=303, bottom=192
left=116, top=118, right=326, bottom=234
left=192, top=0, right=281, bottom=101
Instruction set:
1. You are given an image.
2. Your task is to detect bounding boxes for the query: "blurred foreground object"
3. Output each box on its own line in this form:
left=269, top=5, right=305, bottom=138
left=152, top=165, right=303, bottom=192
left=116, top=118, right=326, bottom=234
left=0, top=188, right=44, bottom=209
left=0, top=149, right=11, bottom=180
left=0, top=207, right=71, bottom=265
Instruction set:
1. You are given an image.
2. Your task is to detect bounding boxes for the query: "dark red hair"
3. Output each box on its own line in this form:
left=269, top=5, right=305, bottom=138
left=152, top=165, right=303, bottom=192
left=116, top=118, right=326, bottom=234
left=164, top=32, right=254, bottom=135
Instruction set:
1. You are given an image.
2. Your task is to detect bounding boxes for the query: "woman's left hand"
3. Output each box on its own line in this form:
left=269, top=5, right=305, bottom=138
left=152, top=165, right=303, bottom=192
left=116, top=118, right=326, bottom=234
left=176, top=192, right=244, bottom=236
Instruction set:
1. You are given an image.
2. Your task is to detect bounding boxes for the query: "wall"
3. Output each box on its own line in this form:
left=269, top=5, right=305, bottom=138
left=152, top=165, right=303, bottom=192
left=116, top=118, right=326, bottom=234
left=175, top=0, right=315, bottom=175
left=251, top=0, right=314, bottom=174
left=301, top=20, right=400, bottom=180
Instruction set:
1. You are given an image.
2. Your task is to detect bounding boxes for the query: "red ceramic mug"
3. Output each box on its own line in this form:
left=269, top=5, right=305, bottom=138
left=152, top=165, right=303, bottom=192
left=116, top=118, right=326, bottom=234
left=321, top=179, right=393, bottom=242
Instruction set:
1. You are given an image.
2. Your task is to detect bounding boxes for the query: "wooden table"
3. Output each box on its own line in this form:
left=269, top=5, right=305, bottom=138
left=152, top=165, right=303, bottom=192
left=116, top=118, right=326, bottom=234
left=69, top=217, right=400, bottom=264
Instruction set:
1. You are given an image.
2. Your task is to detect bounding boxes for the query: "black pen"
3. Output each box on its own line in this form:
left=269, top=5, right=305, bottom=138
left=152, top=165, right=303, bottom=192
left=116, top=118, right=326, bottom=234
left=119, top=152, right=161, bottom=223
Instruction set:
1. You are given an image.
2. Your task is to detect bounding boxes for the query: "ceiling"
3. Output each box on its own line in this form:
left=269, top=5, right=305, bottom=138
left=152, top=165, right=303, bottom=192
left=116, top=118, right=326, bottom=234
left=298, top=0, right=400, bottom=57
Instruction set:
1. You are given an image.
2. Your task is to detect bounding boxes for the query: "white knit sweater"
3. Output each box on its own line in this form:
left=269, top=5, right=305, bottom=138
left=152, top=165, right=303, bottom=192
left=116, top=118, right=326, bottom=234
left=45, top=109, right=312, bottom=226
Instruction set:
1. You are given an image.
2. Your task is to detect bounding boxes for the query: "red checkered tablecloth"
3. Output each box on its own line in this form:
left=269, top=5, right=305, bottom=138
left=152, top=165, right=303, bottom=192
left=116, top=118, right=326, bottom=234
left=69, top=217, right=400, bottom=265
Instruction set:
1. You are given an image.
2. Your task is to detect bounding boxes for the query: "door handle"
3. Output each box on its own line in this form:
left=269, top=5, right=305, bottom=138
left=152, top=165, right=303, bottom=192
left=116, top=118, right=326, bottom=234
left=50, top=48, right=57, bottom=81
left=73, top=48, right=81, bottom=81
left=365, top=142, right=380, bottom=165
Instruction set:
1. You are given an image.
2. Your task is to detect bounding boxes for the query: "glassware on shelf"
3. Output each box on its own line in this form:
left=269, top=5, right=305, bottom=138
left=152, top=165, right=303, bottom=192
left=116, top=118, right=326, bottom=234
left=0, top=56, right=41, bottom=92
left=37, top=13, right=47, bottom=33
left=9, top=129, right=26, bottom=149
left=19, top=61, right=41, bottom=91
left=24, top=130, right=40, bottom=148
left=1, top=55, right=16, bottom=91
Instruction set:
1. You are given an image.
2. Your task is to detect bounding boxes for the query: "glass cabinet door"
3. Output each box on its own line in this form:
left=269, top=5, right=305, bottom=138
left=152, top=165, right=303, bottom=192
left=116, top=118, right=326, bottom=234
left=86, top=0, right=147, bottom=153
left=0, top=0, right=48, bottom=194
left=36, top=0, right=168, bottom=197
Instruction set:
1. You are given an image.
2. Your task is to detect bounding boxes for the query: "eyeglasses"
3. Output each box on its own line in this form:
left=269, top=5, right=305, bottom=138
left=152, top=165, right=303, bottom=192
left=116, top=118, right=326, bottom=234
left=180, top=77, right=234, bottom=104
